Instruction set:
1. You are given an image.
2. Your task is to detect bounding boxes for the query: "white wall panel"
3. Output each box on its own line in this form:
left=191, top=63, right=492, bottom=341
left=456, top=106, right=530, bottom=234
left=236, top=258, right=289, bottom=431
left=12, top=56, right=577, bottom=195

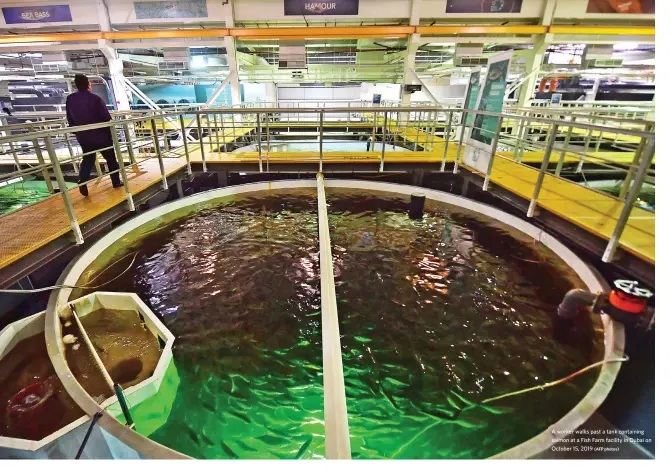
left=360, top=83, right=401, bottom=102
left=242, top=83, right=266, bottom=102
left=306, top=87, right=334, bottom=100
left=278, top=87, right=305, bottom=100
left=332, top=86, right=360, bottom=100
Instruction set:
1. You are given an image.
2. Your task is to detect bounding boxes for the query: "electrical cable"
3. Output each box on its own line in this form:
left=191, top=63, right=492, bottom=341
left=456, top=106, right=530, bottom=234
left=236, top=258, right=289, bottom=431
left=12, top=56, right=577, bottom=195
left=75, top=411, right=104, bottom=459
left=0, top=251, right=139, bottom=294
left=454, top=355, right=630, bottom=417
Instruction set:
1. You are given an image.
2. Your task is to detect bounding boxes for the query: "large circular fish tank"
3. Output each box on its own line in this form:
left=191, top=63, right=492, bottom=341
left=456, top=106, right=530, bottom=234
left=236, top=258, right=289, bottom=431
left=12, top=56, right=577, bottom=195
left=44, top=180, right=624, bottom=459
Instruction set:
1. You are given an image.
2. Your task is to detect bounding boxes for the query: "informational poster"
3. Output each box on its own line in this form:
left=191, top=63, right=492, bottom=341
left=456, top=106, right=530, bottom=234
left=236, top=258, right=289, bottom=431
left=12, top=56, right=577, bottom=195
left=463, top=68, right=481, bottom=126
left=586, top=0, right=654, bottom=14
left=462, top=50, right=513, bottom=174
left=134, top=1, right=208, bottom=19
left=2, top=5, right=72, bottom=24
left=446, top=0, right=522, bottom=13
left=550, top=93, right=562, bottom=106
left=285, top=0, right=359, bottom=15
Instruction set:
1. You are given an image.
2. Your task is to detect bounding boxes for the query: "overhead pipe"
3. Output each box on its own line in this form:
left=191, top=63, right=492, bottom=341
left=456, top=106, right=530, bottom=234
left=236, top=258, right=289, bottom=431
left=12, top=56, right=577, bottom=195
left=0, top=25, right=655, bottom=45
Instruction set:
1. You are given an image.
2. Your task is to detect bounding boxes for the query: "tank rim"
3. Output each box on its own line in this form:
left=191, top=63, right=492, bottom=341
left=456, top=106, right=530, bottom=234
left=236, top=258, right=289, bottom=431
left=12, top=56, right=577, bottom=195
left=44, top=179, right=624, bottom=460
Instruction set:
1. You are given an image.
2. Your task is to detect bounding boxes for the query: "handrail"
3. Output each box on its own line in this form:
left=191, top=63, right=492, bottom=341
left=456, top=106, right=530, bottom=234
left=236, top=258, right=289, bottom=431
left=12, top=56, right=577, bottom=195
left=515, top=107, right=655, bottom=127
left=0, top=104, right=655, bottom=266
left=1, top=106, right=656, bottom=143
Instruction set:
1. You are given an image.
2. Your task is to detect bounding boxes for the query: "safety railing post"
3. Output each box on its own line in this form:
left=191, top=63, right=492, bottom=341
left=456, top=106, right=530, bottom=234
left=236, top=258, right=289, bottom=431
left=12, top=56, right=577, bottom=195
left=379, top=111, right=388, bottom=172
left=602, top=137, right=655, bottom=262
left=161, top=113, right=169, bottom=152
left=214, top=112, right=221, bottom=153
left=517, top=113, right=530, bottom=162
left=44, top=135, right=84, bottom=245
left=266, top=112, right=271, bottom=172
left=579, top=127, right=594, bottom=173
left=439, top=111, right=453, bottom=172
left=195, top=113, right=207, bottom=172
left=257, top=113, right=263, bottom=172
left=372, top=110, right=377, bottom=152
left=482, top=116, right=504, bottom=191
left=427, top=111, right=434, bottom=152
left=432, top=110, right=438, bottom=152
left=29, top=124, right=55, bottom=194
left=319, top=110, right=324, bottom=172
left=453, top=110, right=468, bottom=174
left=512, top=111, right=526, bottom=161
left=527, top=123, right=559, bottom=217
left=122, top=122, right=138, bottom=168
left=231, top=110, right=237, bottom=146
left=150, top=118, right=169, bottom=190
left=207, top=113, right=214, bottom=151
left=554, top=115, right=576, bottom=176
left=595, top=129, right=603, bottom=153
left=110, top=123, right=136, bottom=211
left=63, top=126, right=78, bottom=173
left=179, top=114, right=192, bottom=175
left=9, top=141, right=20, bottom=170
left=618, top=122, right=653, bottom=200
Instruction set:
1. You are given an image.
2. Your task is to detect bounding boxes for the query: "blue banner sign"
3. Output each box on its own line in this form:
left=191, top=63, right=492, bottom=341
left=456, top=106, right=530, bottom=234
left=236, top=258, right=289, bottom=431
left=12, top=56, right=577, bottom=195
left=2, top=5, right=72, bottom=24
left=285, top=0, right=359, bottom=15
left=462, top=50, right=513, bottom=174
left=463, top=69, right=482, bottom=126
left=470, top=54, right=511, bottom=146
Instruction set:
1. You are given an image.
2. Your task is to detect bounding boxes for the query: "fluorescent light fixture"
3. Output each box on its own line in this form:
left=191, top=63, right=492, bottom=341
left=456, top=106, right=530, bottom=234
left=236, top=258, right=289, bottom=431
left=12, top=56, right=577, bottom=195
left=613, top=42, right=639, bottom=51
left=0, top=177, right=23, bottom=187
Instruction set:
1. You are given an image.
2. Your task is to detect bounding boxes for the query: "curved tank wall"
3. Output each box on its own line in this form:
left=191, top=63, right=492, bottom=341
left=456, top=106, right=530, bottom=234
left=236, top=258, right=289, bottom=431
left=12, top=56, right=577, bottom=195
left=43, top=180, right=625, bottom=459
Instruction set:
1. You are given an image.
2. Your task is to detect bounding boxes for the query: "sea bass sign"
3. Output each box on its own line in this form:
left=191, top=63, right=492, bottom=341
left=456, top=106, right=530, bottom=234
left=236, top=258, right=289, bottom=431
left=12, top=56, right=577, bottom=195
left=2, top=5, right=72, bottom=24
left=285, top=0, right=359, bottom=15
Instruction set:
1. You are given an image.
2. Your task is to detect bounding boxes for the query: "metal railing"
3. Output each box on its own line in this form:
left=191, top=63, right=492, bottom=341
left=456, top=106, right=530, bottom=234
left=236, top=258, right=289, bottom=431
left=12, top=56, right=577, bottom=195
left=0, top=104, right=655, bottom=265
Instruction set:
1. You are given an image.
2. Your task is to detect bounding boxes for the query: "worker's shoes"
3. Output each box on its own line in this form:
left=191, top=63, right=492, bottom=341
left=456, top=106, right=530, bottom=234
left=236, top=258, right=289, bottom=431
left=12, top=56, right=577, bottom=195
left=79, top=183, right=89, bottom=197
left=112, top=182, right=123, bottom=189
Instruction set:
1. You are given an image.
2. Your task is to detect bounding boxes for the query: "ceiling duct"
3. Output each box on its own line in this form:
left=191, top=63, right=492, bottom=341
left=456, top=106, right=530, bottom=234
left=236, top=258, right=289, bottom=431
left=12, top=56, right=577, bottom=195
left=33, top=52, right=71, bottom=74
left=159, top=48, right=190, bottom=73
left=453, top=57, right=488, bottom=67
left=586, top=45, right=614, bottom=60
left=584, top=58, right=624, bottom=68
left=279, top=43, right=307, bottom=69
left=455, top=44, right=484, bottom=57
left=453, top=44, right=486, bottom=68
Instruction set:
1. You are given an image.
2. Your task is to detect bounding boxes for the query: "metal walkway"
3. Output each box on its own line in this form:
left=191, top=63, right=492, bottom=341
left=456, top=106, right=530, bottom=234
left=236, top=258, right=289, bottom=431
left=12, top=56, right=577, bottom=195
left=0, top=157, right=184, bottom=271
left=0, top=105, right=655, bottom=285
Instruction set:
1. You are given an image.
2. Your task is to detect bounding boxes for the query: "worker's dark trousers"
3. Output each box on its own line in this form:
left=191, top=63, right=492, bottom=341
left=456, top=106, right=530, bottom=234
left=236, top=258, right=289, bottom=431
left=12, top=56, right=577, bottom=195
left=78, top=143, right=121, bottom=186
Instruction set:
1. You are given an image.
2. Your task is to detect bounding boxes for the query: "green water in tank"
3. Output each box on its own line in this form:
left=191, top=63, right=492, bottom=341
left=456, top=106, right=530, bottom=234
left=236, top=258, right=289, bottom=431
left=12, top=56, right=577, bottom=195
left=0, top=178, right=76, bottom=216
left=89, top=189, right=601, bottom=459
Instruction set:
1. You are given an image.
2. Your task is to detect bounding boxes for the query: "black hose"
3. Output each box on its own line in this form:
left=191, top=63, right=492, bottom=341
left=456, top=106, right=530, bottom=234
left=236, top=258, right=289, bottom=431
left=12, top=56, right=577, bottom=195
left=75, top=411, right=103, bottom=459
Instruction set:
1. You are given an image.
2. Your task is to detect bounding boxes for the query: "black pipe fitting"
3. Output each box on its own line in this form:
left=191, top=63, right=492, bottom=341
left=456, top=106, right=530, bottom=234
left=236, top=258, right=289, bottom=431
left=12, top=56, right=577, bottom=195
left=553, top=289, right=599, bottom=343
left=557, top=289, right=599, bottom=320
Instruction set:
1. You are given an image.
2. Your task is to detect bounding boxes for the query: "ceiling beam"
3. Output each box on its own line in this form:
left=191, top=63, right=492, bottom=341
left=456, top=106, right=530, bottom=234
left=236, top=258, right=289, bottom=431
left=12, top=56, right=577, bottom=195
left=0, top=25, right=655, bottom=45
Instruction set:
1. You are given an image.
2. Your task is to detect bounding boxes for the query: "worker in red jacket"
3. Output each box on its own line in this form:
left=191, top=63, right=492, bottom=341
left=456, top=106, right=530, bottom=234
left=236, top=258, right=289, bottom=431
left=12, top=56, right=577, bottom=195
left=65, top=74, right=121, bottom=196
